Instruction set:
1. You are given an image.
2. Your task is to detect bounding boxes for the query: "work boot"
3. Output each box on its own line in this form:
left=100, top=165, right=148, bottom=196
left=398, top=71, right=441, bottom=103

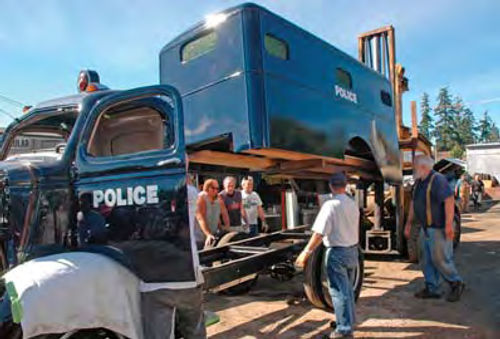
left=446, top=281, right=465, bottom=302
left=414, top=287, right=441, bottom=299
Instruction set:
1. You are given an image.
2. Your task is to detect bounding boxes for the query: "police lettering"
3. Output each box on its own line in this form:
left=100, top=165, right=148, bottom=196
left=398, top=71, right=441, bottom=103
left=93, top=185, right=159, bottom=208
left=335, top=85, right=358, bottom=104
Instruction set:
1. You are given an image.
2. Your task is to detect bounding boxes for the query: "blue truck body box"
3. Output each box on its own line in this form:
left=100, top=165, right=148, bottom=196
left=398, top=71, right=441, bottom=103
left=160, top=3, right=402, bottom=183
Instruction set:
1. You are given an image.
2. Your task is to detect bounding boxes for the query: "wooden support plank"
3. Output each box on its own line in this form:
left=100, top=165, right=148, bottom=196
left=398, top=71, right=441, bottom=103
left=358, top=25, right=394, bottom=39
left=190, top=149, right=380, bottom=181
left=244, top=148, right=376, bottom=171
left=189, top=150, right=275, bottom=170
left=411, top=101, right=418, bottom=138
left=278, top=158, right=325, bottom=171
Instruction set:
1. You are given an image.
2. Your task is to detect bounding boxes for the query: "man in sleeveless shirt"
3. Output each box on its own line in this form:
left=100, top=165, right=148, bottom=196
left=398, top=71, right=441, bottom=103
left=195, top=179, right=230, bottom=249
left=405, top=155, right=464, bottom=302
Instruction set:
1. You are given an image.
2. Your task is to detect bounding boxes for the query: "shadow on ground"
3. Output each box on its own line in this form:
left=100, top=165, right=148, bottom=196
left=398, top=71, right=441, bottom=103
left=206, top=206, right=500, bottom=338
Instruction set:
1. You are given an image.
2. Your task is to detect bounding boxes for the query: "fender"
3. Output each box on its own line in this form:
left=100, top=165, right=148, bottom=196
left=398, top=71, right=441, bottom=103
left=0, top=250, right=142, bottom=339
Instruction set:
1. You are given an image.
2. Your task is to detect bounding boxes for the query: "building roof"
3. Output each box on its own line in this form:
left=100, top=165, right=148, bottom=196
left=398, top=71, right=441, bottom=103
left=466, top=142, right=500, bottom=150
left=434, top=158, right=466, bottom=174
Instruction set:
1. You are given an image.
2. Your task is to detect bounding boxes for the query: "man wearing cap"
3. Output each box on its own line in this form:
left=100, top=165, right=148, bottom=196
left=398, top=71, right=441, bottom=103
left=296, top=172, right=359, bottom=338
left=405, top=155, right=464, bottom=302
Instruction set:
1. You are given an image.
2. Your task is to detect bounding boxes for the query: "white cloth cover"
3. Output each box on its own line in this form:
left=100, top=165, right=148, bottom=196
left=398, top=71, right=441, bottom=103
left=3, top=252, right=143, bottom=339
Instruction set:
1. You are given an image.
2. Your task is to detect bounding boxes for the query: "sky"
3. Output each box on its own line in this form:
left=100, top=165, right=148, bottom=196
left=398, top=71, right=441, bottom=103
left=1, top=0, right=500, bottom=129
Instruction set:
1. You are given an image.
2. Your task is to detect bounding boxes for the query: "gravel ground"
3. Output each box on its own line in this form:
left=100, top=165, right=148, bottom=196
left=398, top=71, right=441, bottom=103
left=205, top=202, right=500, bottom=338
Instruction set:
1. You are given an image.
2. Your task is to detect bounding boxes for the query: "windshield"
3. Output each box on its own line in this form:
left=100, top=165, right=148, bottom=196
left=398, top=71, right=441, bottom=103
left=4, top=110, right=78, bottom=162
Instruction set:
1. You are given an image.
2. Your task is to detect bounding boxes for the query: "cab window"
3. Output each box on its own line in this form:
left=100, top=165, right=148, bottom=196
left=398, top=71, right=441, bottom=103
left=181, top=31, right=217, bottom=63
left=264, top=34, right=289, bottom=60
left=87, top=102, right=171, bottom=157
left=336, top=68, right=352, bottom=89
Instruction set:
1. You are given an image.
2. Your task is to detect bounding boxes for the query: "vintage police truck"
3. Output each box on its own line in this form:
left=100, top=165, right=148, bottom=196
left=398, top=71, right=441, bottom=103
left=0, top=3, right=432, bottom=338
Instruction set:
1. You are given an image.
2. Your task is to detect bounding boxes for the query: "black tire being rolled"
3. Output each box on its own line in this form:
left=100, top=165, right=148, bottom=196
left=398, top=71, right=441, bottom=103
left=453, top=212, right=461, bottom=249
left=216, top=231, right=258, bottom=295
left=303, top=246, right=327, bottom=309
left=304, top=245, right=364, bottom=310
left=406, top=221, right=421, bottom=263
left=29, top=328, right=123, bottom=339
left=321, top=247, right=364, bottom=309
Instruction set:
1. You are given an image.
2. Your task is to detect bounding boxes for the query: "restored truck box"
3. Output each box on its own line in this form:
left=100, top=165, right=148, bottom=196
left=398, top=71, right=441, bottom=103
left=160, top=3, right=401, bottom=184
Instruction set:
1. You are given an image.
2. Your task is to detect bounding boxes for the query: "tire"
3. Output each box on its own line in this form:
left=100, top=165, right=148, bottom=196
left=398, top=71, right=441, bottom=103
left=303, top=246, right=327, bottom=309
left=321, top=247, right=364, bottom=310
left=304, top=245, right=364, bottom=310
left=407, top=221, right=421, bottom=263
left=56, top=329, right=124, bottom=339
left=216, top=232, right=258, bottom=295
left=216, top=231, right=248, bottom=246
left=453, top=212, right=461, bottom=249
left=29, top=328, right=123, bottom=339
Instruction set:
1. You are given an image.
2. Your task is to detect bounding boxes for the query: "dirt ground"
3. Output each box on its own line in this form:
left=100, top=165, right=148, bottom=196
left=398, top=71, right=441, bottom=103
left=205, top=202, right=500, bottom=338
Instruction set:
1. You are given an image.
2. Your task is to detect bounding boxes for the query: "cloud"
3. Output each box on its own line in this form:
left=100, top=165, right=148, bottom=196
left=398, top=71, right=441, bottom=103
left=471, top=97, right=500, bottom=105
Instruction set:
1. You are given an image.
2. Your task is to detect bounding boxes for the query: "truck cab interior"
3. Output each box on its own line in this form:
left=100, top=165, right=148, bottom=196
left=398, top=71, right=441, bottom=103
left=87, top=104, right=166, bottom=157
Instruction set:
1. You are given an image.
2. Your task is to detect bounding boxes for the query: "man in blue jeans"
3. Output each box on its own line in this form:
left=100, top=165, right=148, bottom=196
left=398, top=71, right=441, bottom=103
left=405, top=155, right=465, bottom=302
left=296, top=172, right=359, bottom=338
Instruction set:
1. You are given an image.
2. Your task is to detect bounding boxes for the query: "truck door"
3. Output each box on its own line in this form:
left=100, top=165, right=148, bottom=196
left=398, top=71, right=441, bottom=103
left=73, top=85, right=197, bottom=285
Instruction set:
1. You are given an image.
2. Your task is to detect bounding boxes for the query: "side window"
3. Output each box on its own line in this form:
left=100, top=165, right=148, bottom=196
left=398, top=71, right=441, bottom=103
left=380, top=90, right=392, bottom=107
left=336, top=68, right=352, bottom=89
left=87, top=103, right=170, bottom=157
left=264, top=34, right=289, bottom=60
left=181, top=31, right=217, bottom=63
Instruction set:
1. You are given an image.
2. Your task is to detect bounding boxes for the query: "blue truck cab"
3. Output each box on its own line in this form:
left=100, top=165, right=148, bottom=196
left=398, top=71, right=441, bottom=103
left=0, top=3, right=403, bottom=337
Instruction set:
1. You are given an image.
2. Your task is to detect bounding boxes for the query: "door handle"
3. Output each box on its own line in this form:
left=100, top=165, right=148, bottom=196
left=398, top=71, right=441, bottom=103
left=157, top=157, right=182, bottom=167
left=69, top=164, right=79, bottom=181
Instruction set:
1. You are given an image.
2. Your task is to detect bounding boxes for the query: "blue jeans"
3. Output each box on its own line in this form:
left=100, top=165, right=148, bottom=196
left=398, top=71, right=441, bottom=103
left=419, top=228, right=462, bottom=293
left=249, top=224, right=258, bottom=237
left=325, top=246, right=358, bottom=335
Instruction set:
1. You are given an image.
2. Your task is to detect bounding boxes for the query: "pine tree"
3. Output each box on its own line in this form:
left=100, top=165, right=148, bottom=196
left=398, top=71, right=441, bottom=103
left=478, top=111, right=493, bottom=143
left=454, top=97, right=476, bottom=147
left=489, top=122, right=499, bottom=142
left=418, top=92, right=434, bottom=140
left=434, top=87, right=455, bottom=150
left=460, top=107, right=477, bottom=144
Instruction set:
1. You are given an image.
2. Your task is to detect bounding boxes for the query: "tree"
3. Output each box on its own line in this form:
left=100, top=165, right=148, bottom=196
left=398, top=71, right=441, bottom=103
left=453, top=97, right=476, bottom=151
left=450, top=144, right=464, bottom=159
left=478, top=111, right=496, bottom=143
left=491, top=123, right=500, bottom=142
left=418, top=92, right=434, bottom=140
left=434, top=87, right=457, bottom=151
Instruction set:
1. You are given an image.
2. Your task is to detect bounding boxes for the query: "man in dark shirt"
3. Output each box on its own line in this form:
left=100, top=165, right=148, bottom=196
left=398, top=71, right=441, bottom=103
left=405, top=155, right=464, bottom=302
left=219, top=176, right=247, bottom=231
left=471, top=174, right=484, bottom=210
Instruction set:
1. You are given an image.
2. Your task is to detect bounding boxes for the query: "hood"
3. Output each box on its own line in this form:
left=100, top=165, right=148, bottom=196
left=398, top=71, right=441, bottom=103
left=0, top=159, right=43, bottom=188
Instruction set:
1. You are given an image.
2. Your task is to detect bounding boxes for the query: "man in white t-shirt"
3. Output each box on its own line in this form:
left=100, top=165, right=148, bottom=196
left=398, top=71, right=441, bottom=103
left=296, top=172, right=359, bottom=338
left=241, top=176, right=269, bottom=236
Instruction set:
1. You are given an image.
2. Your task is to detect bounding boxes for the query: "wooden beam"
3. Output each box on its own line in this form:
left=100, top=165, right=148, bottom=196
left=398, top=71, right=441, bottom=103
left=189, top=150, right=275, bottom=170
left=190, top=149, right=381, bottom=181
left=411, top=101, right=418, bottom=138
left=358, top=25, right=394, bottom=39
left=278, top=159, right=325, bottom=171
left=244, top=148, right=376, bottom=171
left=358, top=35, right=364, bottom=63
